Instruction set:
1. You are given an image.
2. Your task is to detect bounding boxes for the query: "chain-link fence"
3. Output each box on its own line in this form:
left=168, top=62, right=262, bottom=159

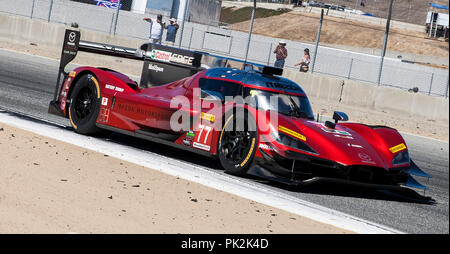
left=0, top=0, right=448, bottom=97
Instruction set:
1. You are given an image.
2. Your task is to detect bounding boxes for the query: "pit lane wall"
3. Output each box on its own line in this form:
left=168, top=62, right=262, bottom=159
left=0, top=13, right=448, bottom=124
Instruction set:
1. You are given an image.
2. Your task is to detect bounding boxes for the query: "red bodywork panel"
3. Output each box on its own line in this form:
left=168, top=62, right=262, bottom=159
left=58, top=66, right=410, bottom=171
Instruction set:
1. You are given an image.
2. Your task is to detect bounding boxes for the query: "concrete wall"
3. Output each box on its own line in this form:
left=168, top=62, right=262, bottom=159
left=282, top=69, right=449, bottom=123
left=0, top=13, right=144, bottom=49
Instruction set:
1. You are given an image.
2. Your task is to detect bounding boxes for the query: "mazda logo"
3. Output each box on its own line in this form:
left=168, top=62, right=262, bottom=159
left=358, top=153, right=371, bottom=161
left=68, top=32, right=76, bottom=43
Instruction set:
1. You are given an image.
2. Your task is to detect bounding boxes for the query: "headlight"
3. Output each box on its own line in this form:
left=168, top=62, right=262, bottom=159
left=392, top=150, right=410, bottom=165
left=271, top=132, right=318, bottom=155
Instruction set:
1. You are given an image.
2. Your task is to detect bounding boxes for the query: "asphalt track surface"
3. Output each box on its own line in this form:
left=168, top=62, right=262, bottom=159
left=0, top=49, right=448, bottom=234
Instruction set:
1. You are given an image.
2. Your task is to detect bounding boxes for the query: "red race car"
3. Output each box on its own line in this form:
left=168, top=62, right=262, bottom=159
left=49, top=30, right=431, bottom=191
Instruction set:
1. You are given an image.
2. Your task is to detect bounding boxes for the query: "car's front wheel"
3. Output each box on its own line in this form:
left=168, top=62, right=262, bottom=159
left=68, top=74, right=101, bottom=135
left=218, top=112, right=258, bottom=175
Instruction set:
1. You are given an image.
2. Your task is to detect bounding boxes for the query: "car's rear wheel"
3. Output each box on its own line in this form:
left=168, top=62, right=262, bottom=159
left=218, top=112, right=258, bottom=175
left=68, top=74, right=101, bottom=135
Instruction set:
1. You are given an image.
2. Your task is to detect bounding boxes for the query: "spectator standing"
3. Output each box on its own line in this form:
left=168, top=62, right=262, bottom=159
left=165, top=18, right=179, bottom=46
left=143, top=14, right=166, bottom=44
left=294, top=48, right=311, bottom=72
left=273, top=41, right=288, bottom=68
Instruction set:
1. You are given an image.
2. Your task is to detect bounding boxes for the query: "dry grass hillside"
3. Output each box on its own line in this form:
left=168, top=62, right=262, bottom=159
left=312, top=0, right=449, bottom=25
left=231, top=11, right=449, bottom=58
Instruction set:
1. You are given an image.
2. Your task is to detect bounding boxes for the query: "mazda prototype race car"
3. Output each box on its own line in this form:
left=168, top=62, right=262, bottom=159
left=49, top=30, right=431, bottom=193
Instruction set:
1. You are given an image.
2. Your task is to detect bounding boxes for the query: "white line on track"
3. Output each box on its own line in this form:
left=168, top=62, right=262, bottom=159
left=399, top=131, right=449, bottom=144
left=0, top=111, right=404, bottom=234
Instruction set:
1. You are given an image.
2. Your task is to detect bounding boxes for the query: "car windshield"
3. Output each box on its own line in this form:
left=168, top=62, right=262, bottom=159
left=244, top=88, right=314, bottom=120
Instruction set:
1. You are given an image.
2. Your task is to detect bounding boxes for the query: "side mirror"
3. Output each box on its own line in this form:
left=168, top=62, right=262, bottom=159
left=333, top=111, right=348, bottom=124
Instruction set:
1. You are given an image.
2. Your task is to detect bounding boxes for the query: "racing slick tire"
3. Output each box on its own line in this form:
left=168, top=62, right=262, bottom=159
left=218, top=111, right=258, bottom=175
left=68, top=74, right=101, bottom=135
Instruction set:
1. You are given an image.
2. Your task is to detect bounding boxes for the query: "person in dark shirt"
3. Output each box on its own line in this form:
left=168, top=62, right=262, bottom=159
left=165, top=18, right=179, bottom=46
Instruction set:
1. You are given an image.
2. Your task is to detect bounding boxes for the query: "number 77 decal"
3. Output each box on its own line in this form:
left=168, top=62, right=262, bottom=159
left=193, top=124, right=213, bottom=151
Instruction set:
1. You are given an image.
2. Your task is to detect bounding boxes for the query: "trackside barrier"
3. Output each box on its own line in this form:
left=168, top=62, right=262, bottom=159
left=283, top=69, right=449, bottom=123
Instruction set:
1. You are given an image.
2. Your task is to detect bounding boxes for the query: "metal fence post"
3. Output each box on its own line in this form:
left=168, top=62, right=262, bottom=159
left=267, top=43, right=273, bottom=66
left=347, top=58, right=353, bottom=79
left=377, top=0, right=394, bottom=85
left=113, top=0, right=121, bottom=36
left=311, top=9, right=324, bottom=73
left=428, top=73, right=434, bottom=95
left=48, top=0, right=54, bottom=22
left=445, top=74, right=449, bottom=98
left=201, top=30, right=206, bottom=50
left=428, top=13, right=434, bottom=37
left=244, top=0, right=256, bottom=64
left=178, top=0, right=190, bottom=48
left=30, top=0, right=36, bottom=19
left=188, top=26, right=194, bottom=50
left=227, top=35, right=233, bottom=55
left=407, top=2, right=412, bottom=22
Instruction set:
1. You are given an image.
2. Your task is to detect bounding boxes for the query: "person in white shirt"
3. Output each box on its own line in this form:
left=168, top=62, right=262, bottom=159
left=143, top=14, right=166, bottom=44
left=294, top=48, right=311, bottom=72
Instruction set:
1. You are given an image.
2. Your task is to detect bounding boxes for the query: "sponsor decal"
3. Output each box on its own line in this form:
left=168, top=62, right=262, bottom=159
left=68, top=32, right=76, bottom=43
left=66, top=32, right=77, bottom=47
left=334, top=134, right=354, bottom=139
left=186, top=131, right=195, bottom=138
left=93, top=0, right=122, bottom=9
left=101, top=97, right=108, bottom=106
left=98, top=108, right=110, bottom=123
left=240, top=138, right=256, bottom=167
left=171, top=53, right=195, bottom=65
left=193, top=142, right=211, bottom=151
left=249, top=90, right=259, bottom=96
left=105, top=84, right=124, bottom=92
left=116, top=103, right=170, bottom=120
left=201, top=112, right=215, bottom=123
left=150, top=49, right=195, bottom=65
left=265, top=81, right=299, bottom=91
left=389, top=143, right=406, bottom=153
left=259, top=143, right=274, bottom=151
left=60, top=99, right=66, bottom=111
left=182, top=138, right=192, bottom=146
left=68, top=71, right=77, bottom=78
left=278, top=125, right=306, bottom=142
left=323, top=127, right=351, bottom=136
left=90, top=76, right=101, bottom=99
left=151, top=49, right=172, bottom=62
left=358, top=153, right=376, bottom=164
left=148, top=64, right=164, bottom=73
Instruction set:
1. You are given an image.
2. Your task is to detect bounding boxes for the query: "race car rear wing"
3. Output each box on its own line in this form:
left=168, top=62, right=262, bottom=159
left=51, top=29, right=283, bottom=112
left=52, top=29, right=205, bottom=101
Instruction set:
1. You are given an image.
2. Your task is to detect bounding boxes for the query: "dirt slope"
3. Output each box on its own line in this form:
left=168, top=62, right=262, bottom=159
left=312, top=0, right=449, bottom=25
left=231, top=11, right=449, bottom=58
